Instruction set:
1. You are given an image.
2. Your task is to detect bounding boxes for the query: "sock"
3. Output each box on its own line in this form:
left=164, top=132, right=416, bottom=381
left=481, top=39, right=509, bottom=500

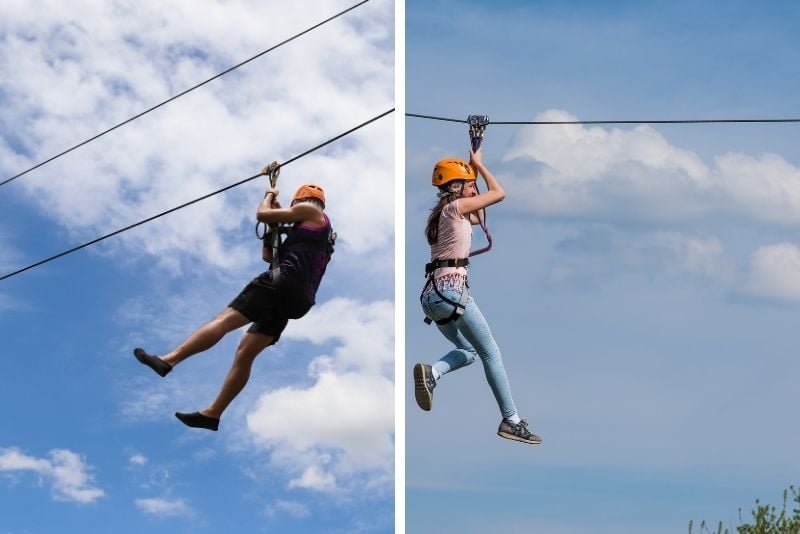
left=505, top=412, right=521, bottom=425
left=175, top=411, right=219, bottom=431
left=431, top=366, right=441, bottom=381
left=133, top=348, right=172, bottom=377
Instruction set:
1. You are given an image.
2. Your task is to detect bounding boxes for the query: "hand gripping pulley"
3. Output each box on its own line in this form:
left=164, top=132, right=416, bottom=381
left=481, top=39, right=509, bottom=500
left=262, top=160, right=281, bottom=188
left=466, top=115, right=493, bottom=257
left=255, top=161, right=281, bottom=240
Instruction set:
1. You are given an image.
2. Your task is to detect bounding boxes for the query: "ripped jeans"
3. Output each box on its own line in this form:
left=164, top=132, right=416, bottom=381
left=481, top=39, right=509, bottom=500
left=420, top=287, right=518, bottom=419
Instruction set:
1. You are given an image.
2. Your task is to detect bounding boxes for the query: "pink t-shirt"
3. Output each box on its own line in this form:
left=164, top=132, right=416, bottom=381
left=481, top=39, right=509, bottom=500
left=430, top=199, right=471, bottom=276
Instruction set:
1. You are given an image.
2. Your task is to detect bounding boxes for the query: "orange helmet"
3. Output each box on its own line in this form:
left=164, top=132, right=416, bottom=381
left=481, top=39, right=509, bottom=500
left=432, top=158, right=476, bottom=187
left=292, top=184, right=325, bottom=208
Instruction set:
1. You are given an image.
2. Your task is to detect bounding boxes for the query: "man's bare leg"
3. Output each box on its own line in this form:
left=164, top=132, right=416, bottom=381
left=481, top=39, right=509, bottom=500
left=133, top=308, right=250, bottom=377
left=161, top=308, right=250, bottom=367
left=203, top=331, right=275, bottom=418
left=175, top=331, right=274, bottom=430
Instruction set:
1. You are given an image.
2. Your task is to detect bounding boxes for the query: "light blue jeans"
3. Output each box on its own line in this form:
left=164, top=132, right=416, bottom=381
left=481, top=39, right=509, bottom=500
left=421, top=287, right=518, bottom=419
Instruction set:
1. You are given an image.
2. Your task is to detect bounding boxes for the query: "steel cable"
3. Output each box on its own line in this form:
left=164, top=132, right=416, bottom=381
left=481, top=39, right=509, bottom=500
left=0, top=0, right=371, bottom=188
left=0, top=107, right=394, bottom=282
left=406, top=112, right=800, bottom=125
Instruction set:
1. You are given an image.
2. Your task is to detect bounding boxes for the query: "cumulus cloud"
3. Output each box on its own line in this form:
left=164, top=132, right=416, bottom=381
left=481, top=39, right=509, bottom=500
left=282, top=297, right=394, bottom=374
left=135, top=497, right=193, bottom=518
left=0, top=447, right=104, bottom=503
left=0, top=0, right=393, bottom=277
left=549, top=228, right=723, bottom=284
left=715, top=152, right=800, bottom=224
left=246, top=298, right=393, bottom=493
left=503, top=109, right=800, bottom=225
left=743, top=243, right=800, bottom=301
left=629, top=232, right=723, bottom=277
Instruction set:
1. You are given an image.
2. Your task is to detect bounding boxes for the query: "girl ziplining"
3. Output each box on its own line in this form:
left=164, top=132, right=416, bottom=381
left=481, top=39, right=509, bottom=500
left=133, top=175, right=335, bottom=431
left=412, top=147, right=541, bottom=445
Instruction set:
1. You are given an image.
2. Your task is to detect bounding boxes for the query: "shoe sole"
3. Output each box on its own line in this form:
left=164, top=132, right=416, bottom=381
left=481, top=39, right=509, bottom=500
left=413, top=364, right=432, bottom=412
left=497, top=430, right=542, bottom=445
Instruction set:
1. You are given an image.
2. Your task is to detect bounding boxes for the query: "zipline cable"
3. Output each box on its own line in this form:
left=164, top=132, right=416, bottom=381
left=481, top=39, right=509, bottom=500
left=0, top=0, right=371, bottom=189
left=406, top=113, right=800, bottom=125
left=0, top=107, right=394, bottom=282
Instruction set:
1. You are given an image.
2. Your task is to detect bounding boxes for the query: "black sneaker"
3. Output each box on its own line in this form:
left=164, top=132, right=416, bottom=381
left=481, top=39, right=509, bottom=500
left=497, top=418, right=541, bottom=445
left=413, top=363, right=436, bottom=411
left=133, top=348, right=172, bottom=377
left=175, top=411, right=219, bottom=431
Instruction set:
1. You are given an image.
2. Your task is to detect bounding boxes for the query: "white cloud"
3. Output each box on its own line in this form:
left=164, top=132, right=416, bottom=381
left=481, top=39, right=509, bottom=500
left=503, top=109, right=800, bottom=225
left=0, top=0, right=393, bottom=277
left=744, top=243, right=800, bottom=301
left=135, top=497, right=193, bottom=518
left=715, top=152, right=800, bottom=224
left=282, top=297, right=394, bottom=374
left=288, top=463, right=338, bottom=491
left=549, top=229, right=723, bottom=284
left=0, top=447, right=105, bottom=504
left=246, top=298, right=394, bottom=493
left=0, top=448, right=51, bottom=472
left=505, top=110, right=709, bottom=186
left=265, top=499, right=310, bottom=518
left=630, top=232, right=723, bottom=277
left=129, top=453, right=148, bottom=466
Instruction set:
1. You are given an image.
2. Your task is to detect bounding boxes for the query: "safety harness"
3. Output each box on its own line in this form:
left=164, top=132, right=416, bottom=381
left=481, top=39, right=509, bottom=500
left=421, top=115, right=493, bottom=325
left=421, top=258, right=470, bottom=325
left=255, top=161, right=336, bottom=285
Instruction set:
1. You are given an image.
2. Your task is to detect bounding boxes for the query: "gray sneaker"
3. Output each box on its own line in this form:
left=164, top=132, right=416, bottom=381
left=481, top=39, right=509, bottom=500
left=497, top=418, right=541, bottom=445
left=413, top=363, right=436, bottom=411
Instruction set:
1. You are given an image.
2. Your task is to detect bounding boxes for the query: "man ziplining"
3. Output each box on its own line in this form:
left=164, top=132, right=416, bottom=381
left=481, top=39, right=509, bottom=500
left=133, top=169, right=335, bottom=431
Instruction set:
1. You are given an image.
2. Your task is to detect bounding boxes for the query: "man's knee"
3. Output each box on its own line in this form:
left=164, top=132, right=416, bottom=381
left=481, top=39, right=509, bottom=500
left=211, top=308, right=249, bottom=331
left=235, top=333, right=275, bottom=361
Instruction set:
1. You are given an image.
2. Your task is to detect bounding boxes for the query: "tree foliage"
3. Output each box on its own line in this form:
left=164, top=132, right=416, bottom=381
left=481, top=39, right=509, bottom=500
left=690, top=487, right=800, bottom=534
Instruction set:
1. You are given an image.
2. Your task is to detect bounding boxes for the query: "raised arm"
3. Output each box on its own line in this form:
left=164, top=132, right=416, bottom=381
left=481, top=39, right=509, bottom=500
left=456, top=148, right=506, bottom=215
left=256, top=188, right=325, bottom=226
left=257, top=187, right=325, bottom=263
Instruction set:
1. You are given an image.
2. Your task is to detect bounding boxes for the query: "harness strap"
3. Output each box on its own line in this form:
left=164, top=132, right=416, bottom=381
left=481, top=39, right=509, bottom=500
left=264, top=224, right=289, bottom=284
left=469, top=208, right=493, bottom=257
left=425, top=257, right=469, bottom=274
left=421, top=277, right=469, bottom=325
left=421, top=257, right=470, bottom=325
left=466, top=114, right=494, bottom=257
left=264, top=224, right=336, bottom=283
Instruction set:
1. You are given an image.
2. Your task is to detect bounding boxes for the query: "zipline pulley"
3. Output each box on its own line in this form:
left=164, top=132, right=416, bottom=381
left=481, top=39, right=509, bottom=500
left=255, top=161, right=282, bottom=240
left=262, top=160, right=281, bottom=188
left=467, top=115, right=490, bottom=152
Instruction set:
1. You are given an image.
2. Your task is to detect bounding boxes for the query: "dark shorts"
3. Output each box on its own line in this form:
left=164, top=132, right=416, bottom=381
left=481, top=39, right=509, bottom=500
left=229, top=280, right=290, bottom=341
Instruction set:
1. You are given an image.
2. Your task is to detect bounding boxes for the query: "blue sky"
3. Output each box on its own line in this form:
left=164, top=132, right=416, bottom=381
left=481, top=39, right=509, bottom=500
left=0, top=1, right=394, bottom=533
left=406, top=1, right=800, bottom=533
